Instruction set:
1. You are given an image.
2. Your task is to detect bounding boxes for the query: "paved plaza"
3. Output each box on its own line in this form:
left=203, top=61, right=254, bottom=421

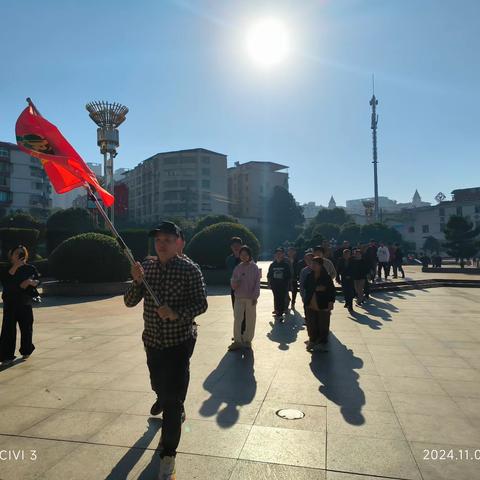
left=1, top=285, right=480, bottom=479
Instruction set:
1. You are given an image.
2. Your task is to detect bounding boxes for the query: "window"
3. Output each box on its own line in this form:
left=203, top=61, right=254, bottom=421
left=0, top=177, right=8, bottom=186
left=202, top=180, right=210, bottom=188
left=0, top=148, right=9, bottom=157
left=201, top=157, right=210, bottom=164
left=475, top=205, right=480, bottom=214
left=408, top=226, right=415, bottom=233
left=202, top=168, right=210, bottom=175
left=422, top=225, right=429, bottom=233
left=439, top=207, right=445, bottom=216
left=456, top=206, right=463, bottom=216
left=440, top=223, right=445, bottom=232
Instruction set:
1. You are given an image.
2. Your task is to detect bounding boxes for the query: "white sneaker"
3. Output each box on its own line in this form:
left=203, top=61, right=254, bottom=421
left=158, top=455, right=176, bottom=480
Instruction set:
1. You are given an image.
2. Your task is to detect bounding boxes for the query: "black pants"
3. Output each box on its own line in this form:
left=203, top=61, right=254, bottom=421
left=377, top=262, right=389, bottom=278
left=393, top=264, right=405, bottom=278
left=305, top=308, right=331, bottom=343
left=272, top=285, right=288, bottom=315
left=291, top=280, right=299, bottom=307
left=342, top=280, right=355, bottom=309
left=145, top=337, right=196, bottom=457
left=0, top=302, right=35, bottom=362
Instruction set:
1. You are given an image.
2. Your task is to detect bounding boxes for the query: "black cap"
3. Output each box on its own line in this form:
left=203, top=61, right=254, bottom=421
left=148, top=221, right=181, bottom=237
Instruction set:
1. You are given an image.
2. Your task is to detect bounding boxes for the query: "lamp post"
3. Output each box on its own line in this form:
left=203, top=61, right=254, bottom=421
left=85, top=101, right=128, bottom=224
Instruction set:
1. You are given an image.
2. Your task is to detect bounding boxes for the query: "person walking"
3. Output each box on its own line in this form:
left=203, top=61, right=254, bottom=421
left=267, top=248, right=292, bottom=321
left=125, top=221, right=207, bottom=480
left=334, top=240, right=351, bottom=269
left=336, top=249, right=355, bottom=313
left=376, top=242, right=390, bottom=280
left=0, top=246, right=40, bottom=364
left=299, top=249, right=314, bottom=305
left=351, top=248, right=368, bottom=305
left=303, top=257, right=336, bottom=352
left=392, top=243, right=405, bottom=278
left=364, top=239, right=378, bottom=283
left=226, top=237, right=243, bottom=308
left=229, top=246, right=261, bottom=351
left=287, top=246, right=300, bottom=310
left=312, top=246, right=337, bottom=280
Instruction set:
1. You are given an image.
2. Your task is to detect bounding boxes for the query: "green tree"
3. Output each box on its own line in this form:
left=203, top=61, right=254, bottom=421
left=423, top=236, right=441, bottom=255
left=194, top=214, right=239, bottom=235
left=263, top=186, right=304, bottom=250
left=340, top=223, right=362, bottom=244
left=443, top=215, right=480, bottom=268
left=312, top=223, right=341, bottom=242
left=0, top=211, right=44, bottom=230
left=313, top=207, right=353, bottom=226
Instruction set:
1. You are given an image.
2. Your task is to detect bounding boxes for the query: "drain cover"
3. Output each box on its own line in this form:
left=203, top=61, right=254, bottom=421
left=276, top=409, right=305, bottom=420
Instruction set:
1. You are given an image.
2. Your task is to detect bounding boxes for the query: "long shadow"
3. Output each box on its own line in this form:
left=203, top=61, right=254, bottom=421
left=309, top=333, right=366, bottom=425
left=199, top=349, right=256, bottom=428
left=349, top=311, right=383, bottom=330
left=266, top=311, right=305, bottom=350
left=105, top=417, right=162, bottom=480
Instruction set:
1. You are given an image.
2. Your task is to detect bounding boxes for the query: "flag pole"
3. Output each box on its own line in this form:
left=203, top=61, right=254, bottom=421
left=84, top=184, right=161, bottom=307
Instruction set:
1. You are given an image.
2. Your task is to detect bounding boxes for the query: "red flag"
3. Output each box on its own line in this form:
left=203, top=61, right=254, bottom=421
left=15, top=100, right=114, bottom=207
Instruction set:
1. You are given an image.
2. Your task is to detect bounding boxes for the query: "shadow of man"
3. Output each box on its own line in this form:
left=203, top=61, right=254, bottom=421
left=266, top=310, right=305, bottom=350
left=199, top=349, right=256, bottom=428
left=309, top=333, right=366, bottom=425
left=105, top=417, right=162, bottom=480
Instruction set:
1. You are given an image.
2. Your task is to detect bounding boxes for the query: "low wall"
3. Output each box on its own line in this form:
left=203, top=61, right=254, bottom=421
left=422, top=267, right=480, bottom=274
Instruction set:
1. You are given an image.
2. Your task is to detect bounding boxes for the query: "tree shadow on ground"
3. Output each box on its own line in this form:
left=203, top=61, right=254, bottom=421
left=266, top=311, right=305, bottom=350
left=105, top=417, right=162, bottom=480
left=309, top=333, right=366, bottom=425
left=199, top=349, right=256, bottom=428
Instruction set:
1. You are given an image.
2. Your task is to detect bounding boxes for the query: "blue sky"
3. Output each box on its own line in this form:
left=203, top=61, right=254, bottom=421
left=1, top=0, right=479, bottom=206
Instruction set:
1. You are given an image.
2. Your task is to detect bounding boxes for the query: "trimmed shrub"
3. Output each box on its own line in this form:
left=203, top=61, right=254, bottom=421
left=119, top=229, right=149, bottom=260
left=49, top=233, right=130, bottom=283
left=193, top=214, right=239, bottom=235
left=46, top=208, right=96, bottom=254
left=186, top=222, right=260, bottom=268
left=0, top=228, right=40, bottom=261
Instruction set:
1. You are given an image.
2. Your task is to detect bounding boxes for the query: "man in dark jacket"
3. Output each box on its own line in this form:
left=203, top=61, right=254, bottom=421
left=336, top=249, right=355, bottom=313
left=267, top=248, right=292, bottom=320
left=304, top=257, right=336, bottom=352
left=351, top=249, right=368, bottom=305
left=363, top=239, right=378, bottom=282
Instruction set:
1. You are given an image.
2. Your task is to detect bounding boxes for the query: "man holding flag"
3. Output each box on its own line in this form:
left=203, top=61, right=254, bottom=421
left=15, top=100, right=208, bottom=480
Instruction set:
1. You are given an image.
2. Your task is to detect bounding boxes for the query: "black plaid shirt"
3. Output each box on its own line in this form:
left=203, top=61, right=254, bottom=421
left=124, top=255, right=208, bottom=349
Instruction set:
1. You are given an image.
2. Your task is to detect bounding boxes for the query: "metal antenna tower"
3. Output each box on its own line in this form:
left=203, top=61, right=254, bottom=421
left=85, top=101, right=129, bottom=224
left=369, top=75, right=379, bottom=222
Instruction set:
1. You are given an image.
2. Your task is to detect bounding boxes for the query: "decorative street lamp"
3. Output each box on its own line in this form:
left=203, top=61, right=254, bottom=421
left=85, top=101, right=128, bottom=223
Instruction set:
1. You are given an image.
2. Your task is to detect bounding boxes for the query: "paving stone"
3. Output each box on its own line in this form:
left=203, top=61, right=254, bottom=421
left=231, top=460, right=326, bottom=479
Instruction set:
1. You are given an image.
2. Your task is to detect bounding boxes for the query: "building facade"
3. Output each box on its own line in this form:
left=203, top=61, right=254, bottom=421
left=227, top=161, right=289, bottom=225
left=0, top=141, right=52, bottom=218
left=123, top=148, right=228, bottom=225
left=346, top=191, right=430, bottom=216
left=386, top=188, right=480, bottom=252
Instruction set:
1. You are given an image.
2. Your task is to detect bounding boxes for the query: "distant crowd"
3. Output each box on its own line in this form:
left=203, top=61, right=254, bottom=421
left=227, top=237, right=407, bottom=353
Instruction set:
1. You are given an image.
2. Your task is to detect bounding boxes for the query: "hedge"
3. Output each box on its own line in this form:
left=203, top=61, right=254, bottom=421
left=119, top=229, right=149, bottom=260
left=186, top=222, right=260, bottom=268
left=49, top=233, right=130, bottom=283
left=0, top=228, right=40, bottom=261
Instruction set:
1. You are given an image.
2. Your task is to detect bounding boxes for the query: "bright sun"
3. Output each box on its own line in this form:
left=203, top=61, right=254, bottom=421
left=246, top=19, right=289, bottom=67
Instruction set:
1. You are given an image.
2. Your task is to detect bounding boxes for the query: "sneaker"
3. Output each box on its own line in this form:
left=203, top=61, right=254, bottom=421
left=228, top=341, right=243, bottom=351
left=150, top=399, right=163, bottom=416
left=306, top=341, right=315, bottom=352
left=1, top=357, right=16, bottom=365
left=158, top=455, right=176, bottom=480
left=22, top=355, right=30, bottom=360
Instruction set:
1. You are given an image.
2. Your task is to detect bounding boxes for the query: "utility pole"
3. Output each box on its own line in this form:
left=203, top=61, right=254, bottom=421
left=370, top=75, right=379, bottom=222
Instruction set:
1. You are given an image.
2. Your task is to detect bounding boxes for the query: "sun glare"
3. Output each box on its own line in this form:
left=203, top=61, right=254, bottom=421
left=246, top=19, right=289, bottom=67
